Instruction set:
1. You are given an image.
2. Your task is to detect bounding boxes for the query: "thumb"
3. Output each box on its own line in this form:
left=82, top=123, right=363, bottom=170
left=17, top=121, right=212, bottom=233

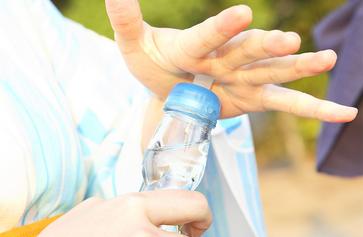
left=105, top=0, right=144, bottom=51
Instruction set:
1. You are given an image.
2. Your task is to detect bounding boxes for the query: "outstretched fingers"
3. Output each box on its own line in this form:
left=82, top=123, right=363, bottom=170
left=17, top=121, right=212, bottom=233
left=177, top=5, right=252, bottom=59
left=233, top=49, right=337, bottom=85
left=216, top=29, right=301, bottom=71
left=261, top=85, right=358, bottom=122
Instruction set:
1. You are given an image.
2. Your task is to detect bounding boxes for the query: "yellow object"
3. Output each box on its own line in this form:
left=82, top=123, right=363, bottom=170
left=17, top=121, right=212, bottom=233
left=0, top=215, right=61, bottom=237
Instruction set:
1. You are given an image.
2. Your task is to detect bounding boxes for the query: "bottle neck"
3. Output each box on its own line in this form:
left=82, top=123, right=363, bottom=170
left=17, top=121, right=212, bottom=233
left=147, top=110, right=211, bottom=150
left=166, top=110, right=213, bottom=136
left=164, top=110, right=216, bottom=129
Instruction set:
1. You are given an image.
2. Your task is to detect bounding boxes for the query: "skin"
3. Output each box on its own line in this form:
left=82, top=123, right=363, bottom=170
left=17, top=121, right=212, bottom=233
left=42, top=1, right=359, bottom=236
left=104, top=0, right=357, bottom=149
left=39, top=191, right=211, bottom=237
left=105, top=0, right=357, bottom=122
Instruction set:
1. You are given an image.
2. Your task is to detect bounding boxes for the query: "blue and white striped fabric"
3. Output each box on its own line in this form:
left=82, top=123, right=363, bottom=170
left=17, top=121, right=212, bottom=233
left=0, top=0, right=266, bottom=236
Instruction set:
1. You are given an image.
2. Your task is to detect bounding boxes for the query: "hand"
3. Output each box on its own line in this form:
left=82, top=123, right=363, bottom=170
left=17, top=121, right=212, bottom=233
left=39, top=190, right=211, bottom=237
left=105, top=0, right=357, bottom=122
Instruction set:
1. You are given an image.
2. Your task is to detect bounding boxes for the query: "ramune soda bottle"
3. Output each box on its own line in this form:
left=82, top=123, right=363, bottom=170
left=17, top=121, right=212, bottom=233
left=140, top=81, right=220, bottom=233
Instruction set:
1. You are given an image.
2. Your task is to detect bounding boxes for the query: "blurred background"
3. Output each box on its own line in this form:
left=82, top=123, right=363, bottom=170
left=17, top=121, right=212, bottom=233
left=53, top=0, right=363, bottom=236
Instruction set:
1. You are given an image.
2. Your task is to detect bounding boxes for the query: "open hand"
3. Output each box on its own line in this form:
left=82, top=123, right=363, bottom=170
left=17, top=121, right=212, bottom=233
left=106, top=0, right=357, bottom=122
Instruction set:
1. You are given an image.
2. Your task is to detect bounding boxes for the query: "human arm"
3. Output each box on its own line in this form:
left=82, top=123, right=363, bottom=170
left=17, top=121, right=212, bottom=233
left=0, top=191, right=211, bottom=237
left=39, top=191, right=211, bottom=237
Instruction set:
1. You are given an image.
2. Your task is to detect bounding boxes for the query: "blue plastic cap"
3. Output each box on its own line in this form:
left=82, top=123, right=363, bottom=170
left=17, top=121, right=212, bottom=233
left=164, top=83, right=221, bottom=127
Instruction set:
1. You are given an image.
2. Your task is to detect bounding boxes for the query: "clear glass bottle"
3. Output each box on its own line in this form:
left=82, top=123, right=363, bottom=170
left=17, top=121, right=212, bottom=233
left=142, top=111, right=211, bottom=191
left=140, top=82, right=220, bottom=192
left=140, top=83, right=220, bottom=233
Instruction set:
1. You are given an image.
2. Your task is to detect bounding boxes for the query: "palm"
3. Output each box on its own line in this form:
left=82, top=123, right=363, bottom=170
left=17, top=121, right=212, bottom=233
left=147, top=27, right=265, bottom=118
left=106, top=0, right=357, bottom=122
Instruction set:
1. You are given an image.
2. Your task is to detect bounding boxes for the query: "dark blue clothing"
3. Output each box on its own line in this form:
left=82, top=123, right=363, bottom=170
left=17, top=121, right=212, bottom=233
left=314, top=0, right=363, bottom=176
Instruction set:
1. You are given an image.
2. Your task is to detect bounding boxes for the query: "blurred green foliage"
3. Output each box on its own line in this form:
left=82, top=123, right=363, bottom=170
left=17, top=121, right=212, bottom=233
left=58, top=0, right=345, bottom=162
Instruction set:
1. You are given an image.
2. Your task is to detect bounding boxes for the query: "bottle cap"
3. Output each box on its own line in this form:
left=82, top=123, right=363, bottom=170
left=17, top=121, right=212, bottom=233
left=164, top=83, right=221, bottom=127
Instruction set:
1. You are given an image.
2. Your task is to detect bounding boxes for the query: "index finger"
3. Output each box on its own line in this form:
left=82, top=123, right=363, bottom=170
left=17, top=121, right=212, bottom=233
left=177, top=5, right=252, bottom=58
left=142, top=190, right=212, bottom=236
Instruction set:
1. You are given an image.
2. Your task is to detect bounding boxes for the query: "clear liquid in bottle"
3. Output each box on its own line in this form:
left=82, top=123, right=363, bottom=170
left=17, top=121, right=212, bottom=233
left=142, top=141, right=209, bottom=191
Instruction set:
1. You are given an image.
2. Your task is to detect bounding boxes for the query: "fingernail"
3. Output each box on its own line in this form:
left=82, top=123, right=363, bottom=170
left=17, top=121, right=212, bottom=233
left=234, top=5, right=253, bottom=18
left=284, top=32, right=301, bottom=43
left=347, top=107, right=358, bottom=120
left=218, top=5, right=252, bottom=36
left=322, top=49, right=337, bottom=60
left=334, top=107, right=358, bottom=123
